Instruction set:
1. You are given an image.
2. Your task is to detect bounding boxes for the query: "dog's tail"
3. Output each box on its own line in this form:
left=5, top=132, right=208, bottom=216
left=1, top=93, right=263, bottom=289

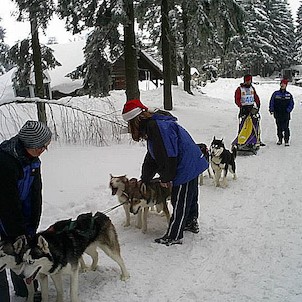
left=231, top=144, right=237, bottom=159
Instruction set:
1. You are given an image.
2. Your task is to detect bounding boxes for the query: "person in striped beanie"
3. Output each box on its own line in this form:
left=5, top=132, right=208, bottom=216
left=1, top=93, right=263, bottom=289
left=0, top=120, right=52, bottom=302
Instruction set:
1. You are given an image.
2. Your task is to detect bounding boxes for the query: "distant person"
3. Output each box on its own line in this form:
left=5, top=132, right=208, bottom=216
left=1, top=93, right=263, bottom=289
left=234, top=74, right=265, bottom=146
left=122, top=99, right=209, bottom=246
left=0, top=120, right=52, bottom=302
left=269, top=79, right=294, bottom=146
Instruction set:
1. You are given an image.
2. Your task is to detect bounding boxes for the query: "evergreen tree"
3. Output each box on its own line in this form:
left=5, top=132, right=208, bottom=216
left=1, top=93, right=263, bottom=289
left=12, top=0, right=56, bottom=123
left=0, top=19, right=9, bottom=74
left=295, top=2, right=302, bottom=63
left=8, top=39, right=61, bottom=87
left=266, top=0, right=295, bottom=71
left=236, top=0, right=295, bottom=76
left=58, top=0, right=139, bottom=100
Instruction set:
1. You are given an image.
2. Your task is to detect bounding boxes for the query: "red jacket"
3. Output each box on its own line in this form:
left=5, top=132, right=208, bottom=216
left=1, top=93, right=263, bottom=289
left=235, top=83, right=260, bottom=108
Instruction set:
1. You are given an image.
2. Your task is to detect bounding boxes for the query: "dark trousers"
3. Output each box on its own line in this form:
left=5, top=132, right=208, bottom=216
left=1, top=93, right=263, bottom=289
left=0, top=269, right=28, bottom=301
left=0, top=270, right=10, bottom=302
left=165, top=177, right=199, bottom=240
left=276, top=118, right=290, bottom=142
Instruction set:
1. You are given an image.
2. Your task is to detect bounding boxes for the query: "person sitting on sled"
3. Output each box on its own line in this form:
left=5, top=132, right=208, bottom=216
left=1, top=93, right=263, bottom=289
left=234, top=74, right=265, bottom=146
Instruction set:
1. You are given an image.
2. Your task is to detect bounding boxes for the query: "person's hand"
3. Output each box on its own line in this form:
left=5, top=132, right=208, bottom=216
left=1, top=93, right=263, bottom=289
left=160, top=181, right=171, bottom=188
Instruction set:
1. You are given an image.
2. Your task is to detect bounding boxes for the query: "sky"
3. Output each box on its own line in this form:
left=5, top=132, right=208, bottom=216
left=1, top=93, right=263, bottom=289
left=0, top=0, right=301, bottom=46
left=1, top=40, right=302, bottom=301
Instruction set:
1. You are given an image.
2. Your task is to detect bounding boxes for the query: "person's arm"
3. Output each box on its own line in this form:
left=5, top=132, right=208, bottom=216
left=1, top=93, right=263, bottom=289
left=287, top=93, right=294, bottom=113
left=269, top=92, right=276, bottom=113
left=145, top=120, right=177, bottom=183
left=28, top=166, right=42, bottom=234
left=253, top=87, right=261, bottom=109
left=234, top=87, right=242, bottom=108
left=0, top=154, right=26, bottom=237
left=141, top=152, right=158, bottom=183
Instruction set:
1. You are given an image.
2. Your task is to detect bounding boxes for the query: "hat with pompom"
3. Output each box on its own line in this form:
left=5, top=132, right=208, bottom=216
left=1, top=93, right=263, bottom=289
left=18, top=120, right=52, bottom=149
left=122, top=99, right=148, bottom=122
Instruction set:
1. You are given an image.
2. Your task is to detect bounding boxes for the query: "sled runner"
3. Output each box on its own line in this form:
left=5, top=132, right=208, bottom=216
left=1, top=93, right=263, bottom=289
left=232, top=112, right=261, bottom=155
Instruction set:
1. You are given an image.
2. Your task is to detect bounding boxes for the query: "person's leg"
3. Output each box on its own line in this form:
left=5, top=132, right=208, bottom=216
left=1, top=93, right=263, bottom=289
left=166, top=178, right=198, bottom=240
left=283, top=119, right=290, bottom=144
left=276, top=118, right=283, bottom=143
left=10, top=270, right=28, bottom=297
left=185, top=177, right=199, bottom=221
left=0, top=270, right=10, bottom=302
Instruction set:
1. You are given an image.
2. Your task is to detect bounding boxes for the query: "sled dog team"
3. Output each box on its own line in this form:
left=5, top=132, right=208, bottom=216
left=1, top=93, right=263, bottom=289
left=1, top=76, right=294, bottom=301
left=0, top=109, right=235, bottom=302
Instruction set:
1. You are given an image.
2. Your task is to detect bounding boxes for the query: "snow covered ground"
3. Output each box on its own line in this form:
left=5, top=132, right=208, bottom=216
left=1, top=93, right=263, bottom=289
left=1, top=76, right=302, bottom=302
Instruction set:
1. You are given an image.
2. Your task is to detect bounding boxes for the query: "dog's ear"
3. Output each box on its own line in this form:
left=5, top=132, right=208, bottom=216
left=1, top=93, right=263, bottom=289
left=110, top=173, right=113, bottom=178
left=37, top=236, right=50, bottom=254
left=13, top=236, right=27, bottom=254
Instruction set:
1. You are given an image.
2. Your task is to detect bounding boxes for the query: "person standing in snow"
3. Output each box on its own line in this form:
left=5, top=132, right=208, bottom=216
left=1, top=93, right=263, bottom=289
left=0, top=120, right=52, bottom=302
left=121, top=99, right=209, bottom=246
left=269, top=79, right=294, bottom=146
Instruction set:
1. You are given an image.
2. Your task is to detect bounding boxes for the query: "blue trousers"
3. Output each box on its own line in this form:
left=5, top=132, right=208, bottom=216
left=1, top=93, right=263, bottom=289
left=165, top=177, right=199, bottom=240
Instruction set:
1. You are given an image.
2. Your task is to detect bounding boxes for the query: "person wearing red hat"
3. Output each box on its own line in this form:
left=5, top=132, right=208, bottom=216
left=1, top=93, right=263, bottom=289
left=122, top=99, right=209, bottom=246
left=235, top=74, right=261, bottom=117
left=234, top=74, right=265, bottom=147
left=269, top=79, right=294, bottom=146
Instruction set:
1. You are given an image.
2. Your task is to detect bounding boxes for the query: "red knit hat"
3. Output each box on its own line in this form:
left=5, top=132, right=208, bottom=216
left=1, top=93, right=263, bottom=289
left=122, top=99, right=148, bottom=121
left=244, top=74, right=252, bottom=82
left=281, top=79, right=289, bottom=85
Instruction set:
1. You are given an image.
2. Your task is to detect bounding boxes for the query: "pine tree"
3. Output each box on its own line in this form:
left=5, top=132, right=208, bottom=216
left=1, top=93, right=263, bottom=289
left=0, top=19, right=9, bottom=74
left=295, top=3, right=302, bottom=63
left=12, top=0, right=56, bottom=123
left=58, top=0, right=139, bottom=100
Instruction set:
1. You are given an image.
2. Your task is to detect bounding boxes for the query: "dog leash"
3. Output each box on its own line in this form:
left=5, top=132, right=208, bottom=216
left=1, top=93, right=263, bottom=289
left=103, top=201, right=128, bottom=214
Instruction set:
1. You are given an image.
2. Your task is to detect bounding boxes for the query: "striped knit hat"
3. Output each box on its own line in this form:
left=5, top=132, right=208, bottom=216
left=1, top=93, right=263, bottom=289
left=18, top=120, right=52, bottom=149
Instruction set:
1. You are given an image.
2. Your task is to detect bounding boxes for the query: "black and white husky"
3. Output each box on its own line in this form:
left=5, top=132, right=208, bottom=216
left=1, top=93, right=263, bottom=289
left=20, top=212, right=129, bottom=302
left=210, top=137, right=237, bottom=187
left=0, top=236, right=38, bottom=302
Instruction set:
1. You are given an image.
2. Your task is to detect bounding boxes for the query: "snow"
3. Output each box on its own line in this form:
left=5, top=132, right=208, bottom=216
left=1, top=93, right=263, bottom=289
left=1, top=57, right=302, bottom=302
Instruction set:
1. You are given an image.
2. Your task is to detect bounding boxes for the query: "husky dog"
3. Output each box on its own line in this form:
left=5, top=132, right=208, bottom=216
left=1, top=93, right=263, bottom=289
left=20, top=212, right=129, bottom=302
left=197, top=143, right=212, bottom=185
left=210, top=137, right=237, bottom=187
left=0, top=237, right=37, bottom=302
left=110, top=174, right=143, bottom=228
left=127, top=178, right=171, bottom=233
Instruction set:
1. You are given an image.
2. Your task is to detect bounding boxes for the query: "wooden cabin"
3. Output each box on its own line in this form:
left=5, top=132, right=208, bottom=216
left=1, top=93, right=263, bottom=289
left=111, top=50, right=163, bottom=90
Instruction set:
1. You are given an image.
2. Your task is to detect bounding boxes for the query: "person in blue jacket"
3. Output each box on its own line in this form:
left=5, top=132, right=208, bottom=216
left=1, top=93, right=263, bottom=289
left=0, top=120, right=52, bottom=302
left=122, top=99, right=209, bottom=246
left=269, top=79, right=294, bottom=146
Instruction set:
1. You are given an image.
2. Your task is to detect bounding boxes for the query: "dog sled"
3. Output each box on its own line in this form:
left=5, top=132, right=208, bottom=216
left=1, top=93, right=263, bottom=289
left=232, top=109, right=261, bottom=155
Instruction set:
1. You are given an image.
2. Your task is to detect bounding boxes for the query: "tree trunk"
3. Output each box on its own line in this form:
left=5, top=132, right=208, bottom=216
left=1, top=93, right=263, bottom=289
left=161, top=0, right=173, bottom=110
left=169, top=0, right=178, bottom=85
left=182, top=2, right=193, bottom=95
left=30, top=11, right=47, bottom=123
left=123, top=0, right=140, bottom=101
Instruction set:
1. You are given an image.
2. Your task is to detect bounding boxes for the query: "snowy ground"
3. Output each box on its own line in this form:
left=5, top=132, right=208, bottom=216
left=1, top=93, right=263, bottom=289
left=2, top=77, right=302, bottom=302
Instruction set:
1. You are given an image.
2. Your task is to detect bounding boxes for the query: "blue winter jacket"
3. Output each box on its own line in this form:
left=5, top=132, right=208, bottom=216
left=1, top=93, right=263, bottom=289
left=141, top=113, right=209, bottom=186
left=269, top=89, right=294, bottom=121
left=0, top=136, right=42, bottom=239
